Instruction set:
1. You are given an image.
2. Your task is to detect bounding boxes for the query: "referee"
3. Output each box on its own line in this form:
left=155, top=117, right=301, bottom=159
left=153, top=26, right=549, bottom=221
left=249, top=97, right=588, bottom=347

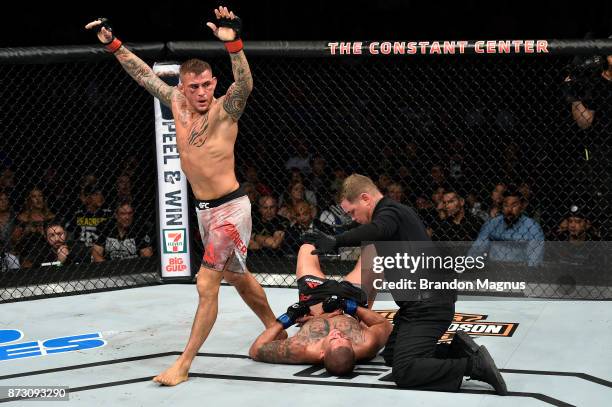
left=305, top=174, right=507, bottom=395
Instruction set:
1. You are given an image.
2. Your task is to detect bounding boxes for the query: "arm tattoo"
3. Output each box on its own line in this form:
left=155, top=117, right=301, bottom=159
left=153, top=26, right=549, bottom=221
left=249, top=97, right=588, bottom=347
left=256, top=338, right=304, bottom=364
left=223, top=51, right=253, bottom=121
left=114, top=47, right=174, bottom=107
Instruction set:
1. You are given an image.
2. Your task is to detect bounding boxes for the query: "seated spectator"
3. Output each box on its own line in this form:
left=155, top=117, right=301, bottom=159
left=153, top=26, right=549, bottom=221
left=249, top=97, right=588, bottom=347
left=310, top=156, right=332, bottom=208
left=428, top=165, right=447, bottom=193
left=16, top=231, right=48, bottom=269
left=244, top=165, right=272, bottom=196
left=0, top=167, right=18, bottom=208
left=320, top=191, right=352, bottom=233
left=0, top=192, right=15, bottom=253
left=518, top=182, right=542, bottom=224
left=278, top=181, right=316, bottom=221
left=108, top=174, right=134, bottom=210
left=470, top=186, right=545, bottom=267
left=285, top=202, right=334, bottom=253
left=386, top=182, right=406, bottom=204
left=243, top=182, right=259, bottom=206
left=13, top=187, right=55, bottom=244
left=287, top=169, right=318, bottom=206
left=1, top=252, right=19, bottom=271
left=432, top=190, right=483, bottom=241
left=329, top=168, right=347, bottom=197
left=250, top=195, right=288, bottom=256
left=554, top=205, right=600, bottom=242
left=415, top=194, right=438, bottom=237
left=376, top=173, right=393, bottom=194
left=40, top=165, right=70, bottom=214
left=92, top=202, right=153, bottom=262
left=465, top=191, right=489, bottom=222
left=485, top=182, right=506, bottom=220
left=285, top=141, right=311, bottom=174
left=66, top=183, right=112, bottom=247
left=43, top=222, right=91, bottom=266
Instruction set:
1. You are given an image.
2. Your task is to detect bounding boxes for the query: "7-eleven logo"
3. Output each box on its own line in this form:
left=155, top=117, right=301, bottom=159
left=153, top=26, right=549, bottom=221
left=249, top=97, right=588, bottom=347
left=163, top=229, right=187, bottom=254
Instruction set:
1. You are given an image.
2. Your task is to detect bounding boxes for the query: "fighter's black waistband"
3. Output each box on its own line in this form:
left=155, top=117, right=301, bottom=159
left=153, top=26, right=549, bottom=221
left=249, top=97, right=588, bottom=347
left=195, top=185, right=247, bottom=210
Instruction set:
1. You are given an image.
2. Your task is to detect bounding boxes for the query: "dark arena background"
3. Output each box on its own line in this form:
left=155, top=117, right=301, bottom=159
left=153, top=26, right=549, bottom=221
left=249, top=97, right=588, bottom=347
left=0, top=2, right=610, bottom=406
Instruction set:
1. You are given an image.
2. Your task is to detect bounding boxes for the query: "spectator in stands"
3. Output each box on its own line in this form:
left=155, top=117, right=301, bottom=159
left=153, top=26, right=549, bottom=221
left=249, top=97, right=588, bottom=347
left=486, top=182, right=506, bottom=220
left=376, top=173, right=393, bottom=194
left=518, top=182, right=542, bottom=224
left=319, top=191, right=352, bottom=233
left=44, top=222, right=91, bottom=265
left=13, top=187, right=55, bottom=244
left=249, top=195, right=288, bottom=256
left=0, top=192, right=18, bottom=271
left=386, top=182, right=406, bottom=204
left=310, top=156, right=332, bottom=208
left=243, top=182, right=259, bottom=206
left=447, top=140, right=466, bottom=187
left=415, top=194, right=437, bottom=237
left=92, top=202, right=153, bottom=262
left=0, top=192, right=15, bottom=252
left=66, top=183, right=112, bottom=247
left=429, top=165, right=447, bottom=193
left=285, top=141, right=311, bottom=174
left=244, top=165, right=272, bottom=196
left=432, top=186, right=447, bottom=220
left=554, top=205, right=600, bottom=242
left=470, top=186, right=545, bottom=266
left=41, top=165, right=70, bottom=214
left=329, top=167, right=347, bottom=197
left=16, top=231, right=48, bottom=269
left=278, top=181, right=316, bottom=221
left=78, top=173, right=98, bottom=208
left=285, top=202, right=334, bottom=253
left=0, top=167, right=18, bottom=209
left=432, top=190, right=482, bottom=241
left=465, top=191, right=489, bottom=222
left=109, top=174, right=134, bottom=210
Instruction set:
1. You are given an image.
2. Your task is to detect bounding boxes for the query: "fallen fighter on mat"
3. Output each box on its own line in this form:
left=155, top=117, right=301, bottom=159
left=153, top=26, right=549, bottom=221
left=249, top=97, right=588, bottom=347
left=249, top=243, right=393, bottom=375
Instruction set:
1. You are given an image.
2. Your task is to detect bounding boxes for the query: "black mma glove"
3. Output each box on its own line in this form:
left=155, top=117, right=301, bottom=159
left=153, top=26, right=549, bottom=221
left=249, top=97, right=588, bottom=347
left=302, top=230, right=337, bottom=255
left=322, top=295, right=358, bottom=316
left=276, top=302, right=310, bottom=329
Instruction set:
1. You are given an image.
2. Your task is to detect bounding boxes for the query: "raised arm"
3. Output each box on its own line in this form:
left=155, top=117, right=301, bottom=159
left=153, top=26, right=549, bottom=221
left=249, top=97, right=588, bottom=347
left=206, top=7, right=253, bottom=121
left=85, top=18, right=175, bottom=107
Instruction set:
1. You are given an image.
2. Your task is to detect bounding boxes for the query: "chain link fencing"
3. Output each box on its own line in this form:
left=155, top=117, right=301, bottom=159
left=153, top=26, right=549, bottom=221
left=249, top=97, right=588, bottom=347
left=0, top=42, right=610, bottom=302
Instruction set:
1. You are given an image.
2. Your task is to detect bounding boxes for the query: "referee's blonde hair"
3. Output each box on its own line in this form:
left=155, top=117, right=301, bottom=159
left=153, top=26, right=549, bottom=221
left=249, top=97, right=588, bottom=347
left=341, top=174, right=380, bottom=202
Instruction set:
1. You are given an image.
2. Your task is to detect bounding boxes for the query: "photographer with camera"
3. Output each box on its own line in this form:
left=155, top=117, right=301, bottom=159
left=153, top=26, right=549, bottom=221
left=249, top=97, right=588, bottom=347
left=562, top=33, right=611, bottom=240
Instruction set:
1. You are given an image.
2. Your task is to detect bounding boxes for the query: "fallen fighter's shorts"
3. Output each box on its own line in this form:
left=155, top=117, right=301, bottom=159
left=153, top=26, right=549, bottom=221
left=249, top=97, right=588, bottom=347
left=297, top=275, right=368, bottom=307
left=195, top=185, right=251, bottom=273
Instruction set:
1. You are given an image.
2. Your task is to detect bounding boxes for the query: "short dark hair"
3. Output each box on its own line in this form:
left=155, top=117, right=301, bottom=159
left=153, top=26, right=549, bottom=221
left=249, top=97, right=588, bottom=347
left=503, top=185, right=525, bottom=202
left=324, top=346, right=355, bottom=376
left=179, top=59, right=212, bottom=78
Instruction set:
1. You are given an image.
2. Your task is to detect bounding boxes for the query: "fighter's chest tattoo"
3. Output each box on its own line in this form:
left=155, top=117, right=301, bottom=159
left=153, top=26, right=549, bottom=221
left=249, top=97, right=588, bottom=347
left=298, top=319, right=330, bottom=344
left=187, top=113, right=210, bottom=147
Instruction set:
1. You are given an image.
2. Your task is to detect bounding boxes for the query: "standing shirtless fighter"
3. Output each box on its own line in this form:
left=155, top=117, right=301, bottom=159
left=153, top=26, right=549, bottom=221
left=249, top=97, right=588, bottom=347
left=86, top=7, right=279, bottom=386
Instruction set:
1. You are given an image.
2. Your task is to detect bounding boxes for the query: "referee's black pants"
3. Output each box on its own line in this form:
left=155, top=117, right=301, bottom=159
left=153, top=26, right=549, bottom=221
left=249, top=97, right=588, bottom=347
left=381, top=298, right=468, bottom=392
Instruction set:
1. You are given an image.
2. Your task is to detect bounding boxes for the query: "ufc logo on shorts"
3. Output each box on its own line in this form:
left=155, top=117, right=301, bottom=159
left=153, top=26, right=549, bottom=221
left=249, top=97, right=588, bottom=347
left=198, top=202, right=210, bottom=210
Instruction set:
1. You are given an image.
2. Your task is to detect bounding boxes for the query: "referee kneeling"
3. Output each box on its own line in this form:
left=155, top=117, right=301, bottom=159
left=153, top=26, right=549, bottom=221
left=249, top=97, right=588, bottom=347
left=304, top=174, right=507, bottom=395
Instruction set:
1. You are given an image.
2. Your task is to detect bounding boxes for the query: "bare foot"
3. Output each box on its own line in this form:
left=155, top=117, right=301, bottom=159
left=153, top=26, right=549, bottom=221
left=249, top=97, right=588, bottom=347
left=153, top=360, right=190, bottom=386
